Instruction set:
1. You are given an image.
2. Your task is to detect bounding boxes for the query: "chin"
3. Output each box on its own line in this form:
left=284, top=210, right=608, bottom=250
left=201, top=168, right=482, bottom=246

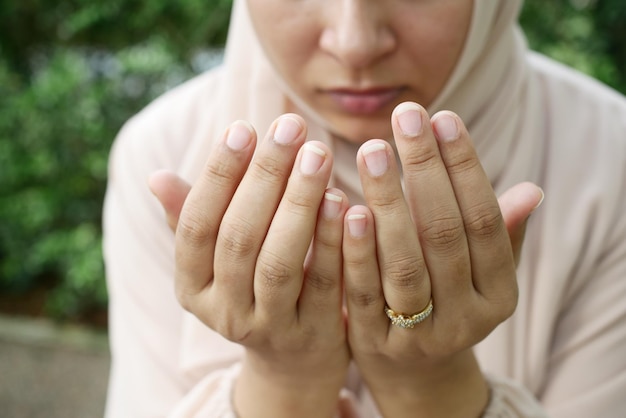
left=327, top=116, right=393, bottom=145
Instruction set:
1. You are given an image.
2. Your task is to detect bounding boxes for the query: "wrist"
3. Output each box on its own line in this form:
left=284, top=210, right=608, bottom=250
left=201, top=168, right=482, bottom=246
left=364, top=350, right=489, bottom=418
left=234, top=351, right=347, bottom=418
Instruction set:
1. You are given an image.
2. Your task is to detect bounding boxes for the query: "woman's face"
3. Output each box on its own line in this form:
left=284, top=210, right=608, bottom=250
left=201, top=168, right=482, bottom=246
left=247, top=0, right=473, bottom=144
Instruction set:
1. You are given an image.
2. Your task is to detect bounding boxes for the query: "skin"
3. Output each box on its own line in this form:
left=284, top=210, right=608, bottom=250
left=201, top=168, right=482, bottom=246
left=246, top=0, right=473, bottom=143
left=147, top=1, right=545, bottom=416
left=150, top=109, right=542, bottom=417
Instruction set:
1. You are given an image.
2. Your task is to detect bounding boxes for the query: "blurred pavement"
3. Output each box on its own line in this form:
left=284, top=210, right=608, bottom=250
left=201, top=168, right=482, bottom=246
left=0, top=315, right=110, bottom=418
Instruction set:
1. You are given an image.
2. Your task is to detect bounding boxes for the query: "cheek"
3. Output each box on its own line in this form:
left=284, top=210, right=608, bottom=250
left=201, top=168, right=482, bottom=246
left=434, top=3, right=473, bottom=68
left=246, top=1, right=320, bottom=86
left=398, top=4, right=472, bottom=87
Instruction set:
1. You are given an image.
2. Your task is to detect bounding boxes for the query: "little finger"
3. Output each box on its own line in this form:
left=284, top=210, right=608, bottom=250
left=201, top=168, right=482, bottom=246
left=300, top=188, right=349, bottom=326
left=343, top=206, right=389, bottom=343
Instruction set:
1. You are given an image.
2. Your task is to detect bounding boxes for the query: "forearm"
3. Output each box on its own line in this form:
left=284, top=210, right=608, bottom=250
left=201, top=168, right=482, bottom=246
left=234, top=352, right=346, bottom=418
left=365, top=350, right=489, bottom=418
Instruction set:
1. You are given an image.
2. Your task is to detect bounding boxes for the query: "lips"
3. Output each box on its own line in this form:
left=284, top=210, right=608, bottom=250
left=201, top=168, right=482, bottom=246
left=325, top=87, right=404, bottom=115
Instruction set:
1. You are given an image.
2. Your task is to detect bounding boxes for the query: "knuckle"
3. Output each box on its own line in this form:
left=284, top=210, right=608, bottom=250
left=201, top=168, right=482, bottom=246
left=251, top=156, right=290, bottom=186
left=203, top=159, right=238, bottom=188
left=284, top=188, right=317, bottom=215
left=420, top=215, right=465, bottom=251
left=401, top=146, right=440, bottom=174
left=464, top=203, right=504, bottom=242
left=313, top=231, right=340, bottom=254
left=347, top=287, right=381, bottom=309
left=367, top=193, right=405, bottom=214
left=383, top=255, right=427, bottom=289
left=256, top=253, right=298, bottom=291
left=344, top=249, right=374, bottom=272
left=177, top=209, right=214, bottom=248
left=218, top=219, right=257, bottom=259
left=305, top=270, right=338, bottom=294
left=443, top=154, right=480, bottom=176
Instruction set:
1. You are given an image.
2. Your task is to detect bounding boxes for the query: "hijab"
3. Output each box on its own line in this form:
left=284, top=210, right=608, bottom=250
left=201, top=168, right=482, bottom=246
left=114, top=1, right=626, bottom=413
left=181, top=0, right=534, bottom=199
left=178, top=0, right=541, bottom=379
left=105, top=0, right=626, bottom=416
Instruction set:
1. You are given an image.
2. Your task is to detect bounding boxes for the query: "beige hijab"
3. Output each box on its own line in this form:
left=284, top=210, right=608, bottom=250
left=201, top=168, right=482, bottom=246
left=105, top=1, right=626, bottom=414
left=181, top=0, right=534, bottom=198
left=178, top=0, right=540, bottom=376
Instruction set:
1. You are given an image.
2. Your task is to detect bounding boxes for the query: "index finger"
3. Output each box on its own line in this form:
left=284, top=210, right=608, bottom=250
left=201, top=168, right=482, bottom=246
left=175, top=121, right=256, bottom=301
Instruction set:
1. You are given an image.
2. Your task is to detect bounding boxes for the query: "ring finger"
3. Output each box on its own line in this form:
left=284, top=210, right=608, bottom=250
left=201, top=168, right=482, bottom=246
left=355, top=139, right=431, bottom=320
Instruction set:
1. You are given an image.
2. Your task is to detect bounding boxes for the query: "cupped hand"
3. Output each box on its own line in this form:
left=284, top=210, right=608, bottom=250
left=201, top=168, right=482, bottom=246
left=151, top=115, right=350, bottom=417
left=342, top=102, right=544, bottom=417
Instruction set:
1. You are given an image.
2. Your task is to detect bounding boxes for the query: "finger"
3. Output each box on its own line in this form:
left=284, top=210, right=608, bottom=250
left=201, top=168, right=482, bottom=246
left=214, top=115, right=307, bottom=316
left=356, top=139, right=430, bottom=316
left=337, top=390, right=362, bottom=418
left=343, top=206, right=389, bottom=342
left=430, top=110, right=514, bottom=300
left=392, top=103, right=470, bottom=315
left=498, top=182, right=544, bottom=265
left=175, top=121, right=255, bottom=306
left=299, top=188, right=349, bottom=328
left=149, top=170, right=191, bottom=232
left=255, top=141, right=334, bottom=321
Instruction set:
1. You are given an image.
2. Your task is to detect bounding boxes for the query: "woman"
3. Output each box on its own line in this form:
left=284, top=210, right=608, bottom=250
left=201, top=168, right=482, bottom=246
left=104, top=0, right=626, bottom=416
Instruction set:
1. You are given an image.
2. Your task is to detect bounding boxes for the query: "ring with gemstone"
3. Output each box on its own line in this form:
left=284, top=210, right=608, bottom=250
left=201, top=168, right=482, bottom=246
left=384, top=298, right=433, bottom=329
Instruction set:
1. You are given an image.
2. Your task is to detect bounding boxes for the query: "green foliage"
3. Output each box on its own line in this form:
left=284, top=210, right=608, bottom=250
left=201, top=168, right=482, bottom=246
left=520, top=0, right=626, bottom=92
left=0, top=1, right=232, bottom=320
left=0, top=44, right=195, bottom=317
left=0, top=0, right=624, bottom=322
left=0, top=0, right=233, bottom=76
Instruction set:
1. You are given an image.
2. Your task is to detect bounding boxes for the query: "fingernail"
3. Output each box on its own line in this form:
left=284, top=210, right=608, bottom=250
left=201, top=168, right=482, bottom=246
left=273, top=116, right=301, bottom=145
left=434, top=113, right=459, bottom=142
left=323, top=192, right=343, bottom=219
left=347, top=214, right=367, bottom=237
left=226, top=121, right=253, bottom=151
left=396, top=102, right=423, bottom=137
left=362, top=143, right=388, bottom=177
left=533, top=188, right=545, bottom=211
left=300, top=143, right=326, bottom=175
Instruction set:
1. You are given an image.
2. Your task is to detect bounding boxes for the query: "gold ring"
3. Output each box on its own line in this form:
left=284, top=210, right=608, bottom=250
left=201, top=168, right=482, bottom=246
left=385, top=298, right=433, bottom=329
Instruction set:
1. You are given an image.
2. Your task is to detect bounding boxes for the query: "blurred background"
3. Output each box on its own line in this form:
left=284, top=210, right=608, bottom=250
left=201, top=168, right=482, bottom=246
left=0, top=0, right=624, bottom=416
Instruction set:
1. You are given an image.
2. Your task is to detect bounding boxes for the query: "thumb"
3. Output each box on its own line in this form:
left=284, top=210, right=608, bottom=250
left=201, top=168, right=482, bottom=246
left=498, top=182, right=544, bottom=265
left=148, top=170, right=192, bottom=232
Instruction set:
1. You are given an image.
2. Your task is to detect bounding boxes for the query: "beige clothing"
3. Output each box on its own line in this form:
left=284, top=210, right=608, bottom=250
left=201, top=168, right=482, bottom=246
left=104, top=0, right=626, bottom=416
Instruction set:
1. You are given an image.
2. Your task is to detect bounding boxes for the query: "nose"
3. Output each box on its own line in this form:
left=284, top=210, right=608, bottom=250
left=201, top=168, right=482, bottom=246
left=319, top=0, right=396, bottom=69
